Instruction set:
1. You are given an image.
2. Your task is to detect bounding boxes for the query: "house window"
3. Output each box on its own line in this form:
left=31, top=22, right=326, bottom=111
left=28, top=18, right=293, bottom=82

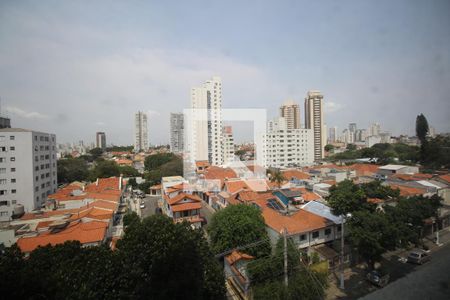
left=325, top=228, right=331, bottom=235
left=312, top=231, right=319, bottom=239
left=299, top=234, right=306, bottom=241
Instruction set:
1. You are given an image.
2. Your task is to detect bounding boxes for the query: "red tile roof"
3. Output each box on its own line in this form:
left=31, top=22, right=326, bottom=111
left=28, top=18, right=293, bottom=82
left=388, top=184, right=427, bottom=197
left=204, top=166, right=238, bottom=186
left=225, top=250, right=254, bottom=265
left=437, top=174, right=450, bottom=184
left=253, top=193, right=333, bottom=234
left=282, top=169, right=311, bottom=180
left=171, top=202, right=202, bottom=212
left=165, top=193, right=202, bottom=205
left=17, top=221, right=108, bottom=253
left=225, top=180, right=250, bottom=194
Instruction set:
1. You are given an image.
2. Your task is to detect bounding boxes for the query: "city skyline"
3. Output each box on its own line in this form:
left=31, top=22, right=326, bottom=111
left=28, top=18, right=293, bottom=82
left=1, top=1, right=449, bottom=145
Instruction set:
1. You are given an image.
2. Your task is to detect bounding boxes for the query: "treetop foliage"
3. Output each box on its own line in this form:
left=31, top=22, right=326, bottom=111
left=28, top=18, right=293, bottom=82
left=0, top=215, right=225, bottom=300
left=207, top=204, right=271, bottom=258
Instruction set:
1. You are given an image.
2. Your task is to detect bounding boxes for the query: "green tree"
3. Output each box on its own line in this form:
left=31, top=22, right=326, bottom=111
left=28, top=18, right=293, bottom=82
left=347, top=210, right=405, bottom=270
left=118, top=165, right=140, bottom=177
left=360, top=180, right=400, bottom=199
left=324, top=144, right=334, bottom=152
left=117, top=215, right=226, bottom=299
left=57, top=158, right=90, bottom=184
left=89, top=160, right=120, bottom=180
left=415, top=113, right=429, bottom=143
left=346, top=143, right=357, bottom=151
left=248, top=237, right=326, bottom=300
left=207, top=204, right=271, bottom=257
left=127, top=177, right=138, bottom=189
left=144, top=153, right=176, bottom=171
left=89, top=147, right=104, bottom=160
left=326, top=180, right=374, bottom=215
left=160, top=157, right=183, bottom=177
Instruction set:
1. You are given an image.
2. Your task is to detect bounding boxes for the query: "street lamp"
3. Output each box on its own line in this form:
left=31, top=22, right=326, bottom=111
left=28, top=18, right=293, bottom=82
left=340, top=213, right=351, bottom=290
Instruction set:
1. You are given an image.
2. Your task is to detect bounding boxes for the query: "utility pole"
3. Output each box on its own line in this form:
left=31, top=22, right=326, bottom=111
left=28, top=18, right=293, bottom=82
left=283, top=227, right=288, bottom=288
left=340, top=215, right=345, bottom=289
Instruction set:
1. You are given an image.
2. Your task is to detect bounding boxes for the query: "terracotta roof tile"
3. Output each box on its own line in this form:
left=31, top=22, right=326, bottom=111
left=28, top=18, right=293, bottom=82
left=17, top=221, right=108, bottom=253
left=171, top=202, right=202, bottom=212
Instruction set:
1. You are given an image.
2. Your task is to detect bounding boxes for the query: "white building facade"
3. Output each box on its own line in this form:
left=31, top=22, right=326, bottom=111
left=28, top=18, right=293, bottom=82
left=189, top=76, right=223, bottom=165
left=304, top=90, right=326, bottom=161
left=0, top=129, right=58, bottom=217
left=134, top=111, right=149, bottom=152
left=170, top=113, right=184, bottom=154
left=263, top=117, right=314, bottom=168
left=223, top=126, right=235, bottom=165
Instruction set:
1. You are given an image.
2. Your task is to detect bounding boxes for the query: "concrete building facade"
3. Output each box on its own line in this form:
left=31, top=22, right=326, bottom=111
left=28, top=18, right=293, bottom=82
left=223, top=126, right=235, bottom=165
left=0, top=129, right=58, bottom=216
left=279, top=99, right=301, bottom=130
left=189, top=76, right=223, bottom=165
left=96, top=132, right=106, bottom=150
left=263, top=117, right=314, bottom=168
left=170, top=113, right=184, bottom=154
left=134, top=111, right=149, bottom=152
left=304, top=90, right=325, bottom=161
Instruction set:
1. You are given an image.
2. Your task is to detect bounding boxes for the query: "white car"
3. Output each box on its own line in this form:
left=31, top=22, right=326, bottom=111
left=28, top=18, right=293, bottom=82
left=140, top=203, right=145, bottom=209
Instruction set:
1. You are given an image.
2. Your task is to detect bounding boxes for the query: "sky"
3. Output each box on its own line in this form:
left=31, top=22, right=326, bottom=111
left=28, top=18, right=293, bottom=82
left=1, top=0, right=449, bottom=145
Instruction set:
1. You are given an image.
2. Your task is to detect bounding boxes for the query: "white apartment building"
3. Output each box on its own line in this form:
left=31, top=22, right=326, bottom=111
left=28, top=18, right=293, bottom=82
left=279, top=99, right=301, bottom=130
left=134, top=111, right=149, bottom=152
left=0, top=129, right=58, bottom=218
left=223, top=126, right=235, bottom=165
left=304, top=90, right=326, bottom=161
left=96, top=132, right=106, bottom=150
left=170, top=113, right=184, bottom=153
left=368, top=123, right=381, bottom=137
left=328, top=126, right=337, bottom=144
left=189, top=76, right=223, bottom=165
left=263, top=117, right=314, bottom=168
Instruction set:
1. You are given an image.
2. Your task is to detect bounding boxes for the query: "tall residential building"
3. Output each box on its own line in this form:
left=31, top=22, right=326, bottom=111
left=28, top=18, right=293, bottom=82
left=328, top=126, right=337, bottom=144
left=355, top=129, right=367, bottom=142
left=0, top=117, right=11, bottom=129
left=170, top=113, right=184, bottom=153
left=96, top=132, right=106, bottom=150
left=263, top=117, right=314, bottom=168
left=223, top=126, right=235, bottom=164
left=0, top=128, right=58, bottom=217
left=304, top=90, right=325, bottom=161
left=279, top=99, right=301, bottom=130
left=134, top=111, right=149, bottom=152
left=189, top=76, right=223, bottom=165
left=368, top=123, right=381, bottom=137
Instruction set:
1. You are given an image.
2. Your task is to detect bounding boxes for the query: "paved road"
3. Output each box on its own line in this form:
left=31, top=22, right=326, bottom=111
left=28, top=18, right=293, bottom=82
left=362, top=244, right=450, bottom=300
left=200, top=201, right=215, bottom=229
left=140, top=195, right=161, bottom=218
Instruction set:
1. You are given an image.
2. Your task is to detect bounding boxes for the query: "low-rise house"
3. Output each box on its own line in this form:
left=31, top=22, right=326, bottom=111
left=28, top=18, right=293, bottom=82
left=378, top=164, right=419, bottom=176
left=17, top=220, right=108, bottom=254
left=224, top=251, right=254, bottom=300
left=162, top=193, right=203, bottom=228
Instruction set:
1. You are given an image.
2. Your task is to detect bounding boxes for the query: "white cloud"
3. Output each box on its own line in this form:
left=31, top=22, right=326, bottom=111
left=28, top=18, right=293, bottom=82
left=5, top=106, right=49, bottom=119
left=324, top=101, right=343, bottom=113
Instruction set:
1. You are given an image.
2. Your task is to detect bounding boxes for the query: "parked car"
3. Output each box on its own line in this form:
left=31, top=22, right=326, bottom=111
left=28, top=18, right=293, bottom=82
left=366, top=270, right=390, bottom=287
left=140, top=203, right=145, bottom=209
left=407, top=249, right=431, bottom=264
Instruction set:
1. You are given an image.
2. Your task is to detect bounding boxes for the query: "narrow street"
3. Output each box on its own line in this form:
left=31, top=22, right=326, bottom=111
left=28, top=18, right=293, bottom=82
left=140, top=195, right=161, bottom=218
left=362, top=243, right=450, bottom=300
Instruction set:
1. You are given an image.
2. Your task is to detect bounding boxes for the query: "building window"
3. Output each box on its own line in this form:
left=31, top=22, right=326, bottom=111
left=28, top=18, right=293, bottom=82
left=312, top=231, right=319, bottom=239
left=0, top=190, right=7, bottom=195
left=10, top=136, right=15, bottom=140
left=10, top=146, right=15, bottom=151
left=0, top=179, right=6, bottom=184
left=325, top=228, right=332, bottom=235
left=11, top=168, right=15, bottom=172
left=12, top=200, right=17, bottom=205
left=11, top=179, right=16, bottom=183
left=337, top=226, right=342, bottom=232
left=0, top=157, right=5, bottom=163
left=0, top=168, right=5, bottom=174
left=10, top=157, right=15, bottom=162
left=12, top=189, right=16, bottom=194
left=299, top=234, right=306, bottom=241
